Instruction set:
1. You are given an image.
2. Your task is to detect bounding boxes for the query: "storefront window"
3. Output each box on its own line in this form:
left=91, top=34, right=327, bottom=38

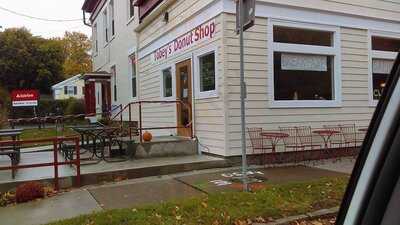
left=372, top=36, right=400, bottom=52
left=271, top=24, right=339, bottom=106
left=274, top=26, right=332, bottom=47
left=371, top=36, right=399, bottom=101
left=274, top=53, right=333, bottom=100
left=162, top=68, right=173, bottom=98
left=199, top=52, right=216, bottom=92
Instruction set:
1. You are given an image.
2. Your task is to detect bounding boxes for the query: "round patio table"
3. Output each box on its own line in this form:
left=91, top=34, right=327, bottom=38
left=260, top=132, right=289, bottom=165
left=312, top=130, right=340, bottom=149
left=260, top=132, right=289, bottom=153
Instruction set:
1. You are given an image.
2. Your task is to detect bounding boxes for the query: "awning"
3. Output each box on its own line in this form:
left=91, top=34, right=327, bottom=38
left=81, top=71, right=112, bottom=81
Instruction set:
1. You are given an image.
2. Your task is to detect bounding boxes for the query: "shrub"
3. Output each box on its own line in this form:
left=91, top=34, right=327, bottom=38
left=15, top=181, right=45, bottom=203
left=0, top=86, right=9, bottom=128
left=65, top=98, right=85, bottom=115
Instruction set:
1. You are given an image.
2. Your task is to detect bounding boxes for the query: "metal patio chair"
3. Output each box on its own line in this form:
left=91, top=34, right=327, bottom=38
left=296, top=126, right=322, bottom=162
left=339, top=124, right=358, bottom=157
left=279, top=126, right=303, bottom=163
left=247, top=127, right=272, bottom=165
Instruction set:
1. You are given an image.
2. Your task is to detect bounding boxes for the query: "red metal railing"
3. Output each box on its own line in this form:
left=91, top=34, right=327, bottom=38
left=7, top=107, right=122, bottom=129
left=111, top=100, right=193, bottom=143
left=0, top=137, right=81, bottom=190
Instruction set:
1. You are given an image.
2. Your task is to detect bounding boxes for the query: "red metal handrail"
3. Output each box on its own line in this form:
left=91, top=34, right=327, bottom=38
left=0, top=137, right=81, bottom=190
left=111, top=100, right=193, bottom=143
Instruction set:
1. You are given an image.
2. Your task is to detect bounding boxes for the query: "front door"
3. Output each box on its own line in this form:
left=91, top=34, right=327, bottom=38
left=176, top=60, right=192, bottom=137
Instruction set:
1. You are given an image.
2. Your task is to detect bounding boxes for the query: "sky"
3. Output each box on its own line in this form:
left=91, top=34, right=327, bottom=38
left=0, top=0, right=91, bottom=38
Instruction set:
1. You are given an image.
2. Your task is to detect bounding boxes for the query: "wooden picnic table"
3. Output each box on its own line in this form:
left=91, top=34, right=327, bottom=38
left=0, top=130, right=23, bottom=178
left=69, top=125, right=122, bottom=160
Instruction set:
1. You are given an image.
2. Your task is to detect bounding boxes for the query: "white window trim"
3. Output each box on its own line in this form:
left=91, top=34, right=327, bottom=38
left=194, top=45, right=219, bottom=99
left=267, top=19, right=342, bottom=108
left=368, top=30, right=400, bottom=106
left=128, top=53, right=138, bottom=101
left=160, top=65, right=176, bottom=100
left=127, top=0, right=135, bottom=25
left=109, top=0, right=116, bottom=40
left=93, top=23, right=98, bottom=57
left=103, top=9, right=108, bottom=46
left=110, top=64, right=117, bottom=103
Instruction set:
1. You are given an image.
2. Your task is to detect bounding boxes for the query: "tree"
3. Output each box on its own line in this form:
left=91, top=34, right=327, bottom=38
left=0, top=85, right=9, bottom=128
left=60, top=31, right=92, bottom=78
left=0, top=28, right=64, bottom=94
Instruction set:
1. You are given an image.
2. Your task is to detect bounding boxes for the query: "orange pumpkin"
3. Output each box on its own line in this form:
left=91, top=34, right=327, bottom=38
left=143, top=131, right=153, bottom=142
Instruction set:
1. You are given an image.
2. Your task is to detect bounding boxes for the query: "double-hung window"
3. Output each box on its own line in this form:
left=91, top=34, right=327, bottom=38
left=269, top=21, right=341, bottom=108
left=161, top=67, right=173, bottom=99
left=111, top=65, right=117, bottom=101
left=103, top=9, right=108, bottom=44
left=64, top=86, right=75, bottom=95
left=93, top=23, right=98, bottom=55
left=109, top=0, right=115, bottom=37
left=128, top=0, right=135, bottom=21
left=195, top=47, right=218, bottom=99
left=129, top=54, right=137, bottom=98
left=370, top=35, right=400, bottom=104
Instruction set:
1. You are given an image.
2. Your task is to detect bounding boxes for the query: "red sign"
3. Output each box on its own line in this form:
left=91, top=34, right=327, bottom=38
left=11, top=90, right=39, bottom=107
left=152, top=20, right=216, bottom=62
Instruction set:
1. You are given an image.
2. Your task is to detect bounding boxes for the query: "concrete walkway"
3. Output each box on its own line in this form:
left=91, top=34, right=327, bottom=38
left=0, top=165, right=349, bottom=225
left=0, top=189, right=101, bottom=225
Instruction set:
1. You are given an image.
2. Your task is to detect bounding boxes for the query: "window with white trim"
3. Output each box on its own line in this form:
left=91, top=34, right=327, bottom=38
left=111, top=65, right=117, bottom=101
left=162, top=68, right=173, bottom=98
left=129, top=54, right=137, bottom=98
left=370, top=36, right=399, bottom=101
left=64, top=86, right=76, bottom=95
left=93, top=23, right=98, bottom=54
left=128, top=0, right=135, bottom=20
left=103, top=9, right=108, bottom=44
left=109, top=0, right=115, bottom=37
left=269, top=22, right=341, bottom=107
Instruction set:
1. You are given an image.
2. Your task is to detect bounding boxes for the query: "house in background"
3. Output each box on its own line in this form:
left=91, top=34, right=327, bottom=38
left=51, top=74, right=85, bottom=100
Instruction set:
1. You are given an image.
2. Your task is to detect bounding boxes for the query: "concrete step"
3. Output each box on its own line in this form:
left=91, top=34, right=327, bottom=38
left=123, top=136, right=199, bottom=159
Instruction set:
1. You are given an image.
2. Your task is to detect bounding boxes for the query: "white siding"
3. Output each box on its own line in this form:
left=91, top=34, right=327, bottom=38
left=224, top=14, right=374, bottom=156
left=258, top=0, right=400, bottom=22
left=137, top=12, right=227, bottom=155
left=91, top=0, right=138, bottom=116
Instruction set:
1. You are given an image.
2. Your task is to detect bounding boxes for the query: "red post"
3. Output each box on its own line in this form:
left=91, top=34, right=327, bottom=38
left=128, top=104, right=132, bottom=140
left=53, top=139, right=59, bottom=191
left=139, top=102, right=143, bottom=143
left=75, top=138, right=81, bottom=187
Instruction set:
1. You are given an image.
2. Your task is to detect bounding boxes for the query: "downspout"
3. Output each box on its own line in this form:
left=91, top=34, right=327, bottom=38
left=83, top=10, right=91, bottom=27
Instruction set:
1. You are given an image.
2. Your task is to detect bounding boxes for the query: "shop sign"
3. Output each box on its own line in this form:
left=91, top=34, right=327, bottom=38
left=11, top=89, right=39, bottom=107
left=152, top=20, right=216, bottom=62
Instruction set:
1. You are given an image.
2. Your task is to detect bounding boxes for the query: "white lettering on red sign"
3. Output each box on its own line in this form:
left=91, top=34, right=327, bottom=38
left=152, top=20, right=216, bottom=62
left=11, top=90, right=39, bottom=107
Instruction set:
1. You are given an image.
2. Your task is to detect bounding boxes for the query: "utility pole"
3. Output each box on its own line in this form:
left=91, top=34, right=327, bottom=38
left=236, top=0, right=255, bottom=192
left=238, top=0, right=248, bottom=192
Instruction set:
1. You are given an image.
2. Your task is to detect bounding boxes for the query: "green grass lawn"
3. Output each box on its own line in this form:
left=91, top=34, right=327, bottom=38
left=20, top=127, right=77, bottom=140
left=47, top=177, right=348, bottom=225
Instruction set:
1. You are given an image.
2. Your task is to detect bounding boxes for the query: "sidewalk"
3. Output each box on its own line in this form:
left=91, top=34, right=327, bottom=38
left=0, top=163, right=351, bottom=225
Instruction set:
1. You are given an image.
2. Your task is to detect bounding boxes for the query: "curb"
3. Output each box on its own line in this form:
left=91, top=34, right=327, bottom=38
left=253, top=207, right=339, bottom=225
